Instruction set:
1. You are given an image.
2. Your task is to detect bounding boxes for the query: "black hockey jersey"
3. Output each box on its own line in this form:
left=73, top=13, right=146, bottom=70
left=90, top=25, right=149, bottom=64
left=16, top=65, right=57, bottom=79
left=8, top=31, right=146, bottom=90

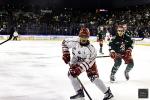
left=109, top=34, right=134, bottom=53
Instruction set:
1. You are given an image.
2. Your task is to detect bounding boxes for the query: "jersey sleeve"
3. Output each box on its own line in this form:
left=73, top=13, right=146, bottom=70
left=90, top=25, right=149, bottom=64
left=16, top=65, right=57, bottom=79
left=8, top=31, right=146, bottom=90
left=126, top=35, right=134, bottom=49
left=108, top=36, right=116, bottom=51
left=79, top=45, right=97, bottom=70
left=62, top=38, right=78, bottom=53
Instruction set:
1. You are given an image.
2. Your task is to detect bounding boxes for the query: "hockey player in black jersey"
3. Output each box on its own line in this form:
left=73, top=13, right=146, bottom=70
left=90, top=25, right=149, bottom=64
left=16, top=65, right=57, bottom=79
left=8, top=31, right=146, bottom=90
left=109, top=25, right=134, bottom=82
left=97, top=26, right=106, bottom=54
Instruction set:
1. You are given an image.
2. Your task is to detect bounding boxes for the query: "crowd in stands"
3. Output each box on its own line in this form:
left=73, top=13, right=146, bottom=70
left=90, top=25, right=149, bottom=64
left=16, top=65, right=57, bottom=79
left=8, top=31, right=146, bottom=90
left=0, top=4, right=150, bottom=38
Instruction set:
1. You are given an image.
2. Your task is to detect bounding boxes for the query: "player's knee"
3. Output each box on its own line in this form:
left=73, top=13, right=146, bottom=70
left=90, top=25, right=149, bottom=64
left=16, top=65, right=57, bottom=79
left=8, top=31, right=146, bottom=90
left=114, top=59, right=122, bottom=66
left=88, top=75, right=99, bottom=82
left=125, top=58, right=134, bottom=65
left=100, top=44, right=103, bottom=47
left=129, top=59, right=134, bottom=65
left=128, top=62, right=134, bottom=69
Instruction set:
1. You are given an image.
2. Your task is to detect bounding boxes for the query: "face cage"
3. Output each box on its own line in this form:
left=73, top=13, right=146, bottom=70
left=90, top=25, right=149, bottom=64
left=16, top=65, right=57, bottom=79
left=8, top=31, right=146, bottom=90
left=79, top=37, right=89, bottom=43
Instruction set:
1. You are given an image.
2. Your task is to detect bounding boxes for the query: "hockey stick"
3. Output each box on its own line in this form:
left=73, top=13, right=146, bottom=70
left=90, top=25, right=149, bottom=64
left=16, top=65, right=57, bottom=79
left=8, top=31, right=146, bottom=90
left=68, top=63, right=92, bottom=100
left=76, top=77, right=92, bottom=100
left=0, top=26, right=15, bottom=45
left=96, top=55, right=110, bottom=58
left=0, top=33, right=13, bottom=45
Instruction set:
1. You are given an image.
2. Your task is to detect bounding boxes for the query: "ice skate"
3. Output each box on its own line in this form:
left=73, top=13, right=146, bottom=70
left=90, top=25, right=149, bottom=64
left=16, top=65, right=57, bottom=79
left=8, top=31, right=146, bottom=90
left=70, top=98, right=85, bottom=100
left=103, top=87, right=114, bottom=100
left=110, top=75, right=115, bottom=83
left=124, top=71, right=129, bottom=80
left=70, top=89, right=85, bottom=100
left=99, top=52, right=104, bottom=55
left=99, top=49, right=104, bottom=54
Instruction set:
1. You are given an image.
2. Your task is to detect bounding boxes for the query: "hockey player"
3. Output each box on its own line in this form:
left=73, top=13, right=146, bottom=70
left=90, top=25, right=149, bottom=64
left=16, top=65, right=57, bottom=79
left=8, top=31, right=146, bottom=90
left=109, top=25, right=134, bottom=82
left=97, top=26, right=106, bottom=54
left=13, top=30, right=19, bottom=40
left=62, top=27, right=113, bottom=100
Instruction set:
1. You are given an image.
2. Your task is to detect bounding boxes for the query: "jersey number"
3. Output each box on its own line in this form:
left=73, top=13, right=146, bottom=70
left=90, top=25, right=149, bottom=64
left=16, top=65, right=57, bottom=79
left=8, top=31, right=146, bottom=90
left=120, top=43, right=125, bottom=51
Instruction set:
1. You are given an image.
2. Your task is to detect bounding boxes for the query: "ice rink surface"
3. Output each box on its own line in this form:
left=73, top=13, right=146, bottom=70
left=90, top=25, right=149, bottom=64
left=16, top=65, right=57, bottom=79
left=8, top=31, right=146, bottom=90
left=0, top=40, right=150, bottom=100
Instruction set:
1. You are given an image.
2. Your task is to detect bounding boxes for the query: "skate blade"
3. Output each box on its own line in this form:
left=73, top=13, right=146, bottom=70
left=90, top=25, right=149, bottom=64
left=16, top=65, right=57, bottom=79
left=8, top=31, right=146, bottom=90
left=104, top=95, right=114, bottom=100
left=70, top=97, right=85, bottom=100
left=110, top=80, right=117, bottom=83
left=108, top=96, right=115, bottom=100
left=99, top=53, right=104, bottom=55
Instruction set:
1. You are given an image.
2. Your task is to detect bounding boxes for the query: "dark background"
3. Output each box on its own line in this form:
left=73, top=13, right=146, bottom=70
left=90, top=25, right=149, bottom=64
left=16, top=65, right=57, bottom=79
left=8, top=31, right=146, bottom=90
left=0, top=0, right=150, bottom=9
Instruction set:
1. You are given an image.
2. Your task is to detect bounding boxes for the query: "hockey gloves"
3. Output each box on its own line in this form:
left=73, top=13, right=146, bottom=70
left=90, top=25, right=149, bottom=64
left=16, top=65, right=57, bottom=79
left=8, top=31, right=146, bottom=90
left=62, top=51, right=70, bottom=64
left=69, top=64, right=83, bottom=77
left=110, top=50, right=116, bottom=59
left=125, top=49, right=132, bottom=58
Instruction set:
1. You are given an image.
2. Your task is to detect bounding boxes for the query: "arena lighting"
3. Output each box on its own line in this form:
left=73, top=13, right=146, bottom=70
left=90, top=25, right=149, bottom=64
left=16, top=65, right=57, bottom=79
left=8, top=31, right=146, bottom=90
left=99, top=9, right=108, bottom=12
left=96, top=9, right=108, bottom=13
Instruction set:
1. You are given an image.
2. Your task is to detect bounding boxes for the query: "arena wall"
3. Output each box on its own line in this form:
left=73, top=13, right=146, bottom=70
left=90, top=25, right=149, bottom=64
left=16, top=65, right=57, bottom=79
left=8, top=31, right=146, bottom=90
left=0, top=35, right=150, bottom=46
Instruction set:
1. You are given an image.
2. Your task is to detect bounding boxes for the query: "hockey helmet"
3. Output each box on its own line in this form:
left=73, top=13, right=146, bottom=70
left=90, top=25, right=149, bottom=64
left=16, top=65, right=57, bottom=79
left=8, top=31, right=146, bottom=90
left=79, top=28, right=90, bottom=46
left=79, top=28, right=90, bottom=38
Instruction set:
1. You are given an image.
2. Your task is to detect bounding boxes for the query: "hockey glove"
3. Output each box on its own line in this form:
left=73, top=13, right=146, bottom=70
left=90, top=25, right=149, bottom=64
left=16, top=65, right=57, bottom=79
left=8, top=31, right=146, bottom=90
left=62, top=51, right=70, bottom=64
left=110, top=50, right=116, bottom=59
left=125, top=49, right=132, bottom=58
left=69, top=64, right=83, bottom=77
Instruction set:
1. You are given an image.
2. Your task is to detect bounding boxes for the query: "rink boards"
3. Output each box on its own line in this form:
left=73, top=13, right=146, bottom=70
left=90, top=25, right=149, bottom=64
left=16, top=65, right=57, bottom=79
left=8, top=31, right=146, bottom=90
left=0, top=35, right=150, bottom=46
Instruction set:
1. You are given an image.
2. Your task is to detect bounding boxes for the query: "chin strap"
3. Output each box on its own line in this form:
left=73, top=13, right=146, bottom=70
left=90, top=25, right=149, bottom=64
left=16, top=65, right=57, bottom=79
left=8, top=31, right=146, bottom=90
left=80, top=40, right=90, bottom=46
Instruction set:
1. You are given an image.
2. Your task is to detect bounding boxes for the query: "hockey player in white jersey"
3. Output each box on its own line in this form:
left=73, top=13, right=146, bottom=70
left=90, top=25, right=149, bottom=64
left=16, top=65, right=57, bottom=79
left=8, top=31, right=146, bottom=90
left=62, top=27, right=114, bottom=100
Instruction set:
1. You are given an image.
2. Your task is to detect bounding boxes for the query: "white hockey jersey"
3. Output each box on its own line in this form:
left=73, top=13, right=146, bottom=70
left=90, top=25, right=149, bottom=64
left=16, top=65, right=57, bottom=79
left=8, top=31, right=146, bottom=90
left=62, top=38, right=97, bottom=71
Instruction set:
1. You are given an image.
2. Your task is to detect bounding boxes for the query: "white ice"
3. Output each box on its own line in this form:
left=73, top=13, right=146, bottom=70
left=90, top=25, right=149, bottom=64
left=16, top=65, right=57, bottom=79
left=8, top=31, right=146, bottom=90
left=0, top=40, right=150, bottom=100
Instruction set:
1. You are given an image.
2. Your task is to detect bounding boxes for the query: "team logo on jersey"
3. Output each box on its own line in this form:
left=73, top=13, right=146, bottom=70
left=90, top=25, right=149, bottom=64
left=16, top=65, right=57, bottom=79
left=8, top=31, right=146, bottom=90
left=120, top=42, right=125, bottom=51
